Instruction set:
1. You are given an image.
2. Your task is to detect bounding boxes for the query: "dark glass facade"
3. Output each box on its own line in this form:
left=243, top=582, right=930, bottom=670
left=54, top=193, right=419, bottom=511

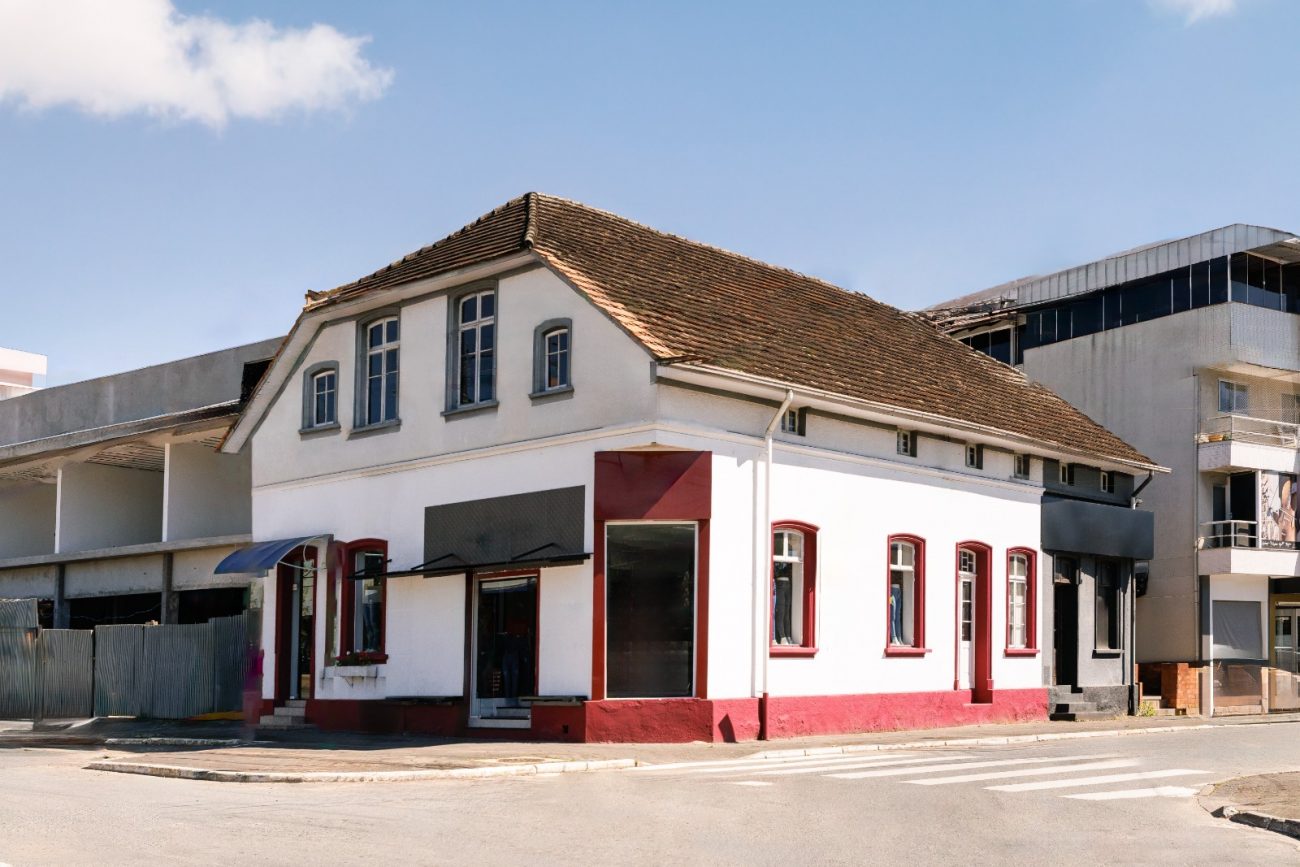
left=961, top=254, right=1300, bottom=362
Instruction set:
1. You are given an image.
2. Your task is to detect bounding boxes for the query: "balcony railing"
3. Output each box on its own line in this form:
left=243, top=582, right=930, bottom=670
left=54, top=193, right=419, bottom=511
left=1198, top=413, right=1300, bottom=448
left=1200, top=519, right=1300, bottom=550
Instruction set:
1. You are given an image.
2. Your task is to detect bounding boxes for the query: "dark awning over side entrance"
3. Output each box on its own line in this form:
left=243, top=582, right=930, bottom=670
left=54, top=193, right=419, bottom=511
left=1041, top=496, right=1154, bottom=560
left=396, top=486, right=587, bottom=578
left=214, top=535, right=330, bottom=574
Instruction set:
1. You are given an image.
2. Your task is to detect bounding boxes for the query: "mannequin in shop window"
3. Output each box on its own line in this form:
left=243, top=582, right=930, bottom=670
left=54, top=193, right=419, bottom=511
left=773, top=559, right=794, bottom=644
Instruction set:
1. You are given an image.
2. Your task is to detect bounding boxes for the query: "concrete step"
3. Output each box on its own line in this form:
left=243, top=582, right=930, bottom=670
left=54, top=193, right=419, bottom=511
left=257, top=715, right=312, bottom=729
left=1053, top=701, right=1097, bottom=713
left=273, top=706, right=307, bottom=719
left=283, top=699, right=308, bottom=709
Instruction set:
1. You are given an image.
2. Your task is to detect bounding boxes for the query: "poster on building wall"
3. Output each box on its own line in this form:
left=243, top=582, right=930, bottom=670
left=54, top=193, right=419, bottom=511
left=1259, top=471, right=1299, bottom=549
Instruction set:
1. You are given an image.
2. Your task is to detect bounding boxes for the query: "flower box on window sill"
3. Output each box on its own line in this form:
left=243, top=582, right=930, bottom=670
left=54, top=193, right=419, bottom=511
left=769, top=645, right=818, bottom=658
left=326, top=664, right=386, bottom=679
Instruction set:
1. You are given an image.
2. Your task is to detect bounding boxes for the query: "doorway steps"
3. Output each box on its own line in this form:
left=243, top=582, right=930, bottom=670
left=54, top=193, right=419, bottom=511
left=1049, top=688, right=1117, bottom=722
left=257, top=699, right=313, bottom=730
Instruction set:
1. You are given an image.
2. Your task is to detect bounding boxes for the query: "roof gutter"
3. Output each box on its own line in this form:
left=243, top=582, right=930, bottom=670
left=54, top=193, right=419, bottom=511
left=660, top=361, right=1168, bottom=475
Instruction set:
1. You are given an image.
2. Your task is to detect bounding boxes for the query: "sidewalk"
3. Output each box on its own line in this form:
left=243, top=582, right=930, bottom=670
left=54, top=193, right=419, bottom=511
left=1200, top=772, right=1300, bottom=841
left=40, top=710, right=1300, bottom=783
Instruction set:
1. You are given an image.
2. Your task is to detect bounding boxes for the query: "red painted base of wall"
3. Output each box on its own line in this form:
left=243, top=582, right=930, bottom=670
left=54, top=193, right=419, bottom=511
left=295, top=690, right=1047, bottom=744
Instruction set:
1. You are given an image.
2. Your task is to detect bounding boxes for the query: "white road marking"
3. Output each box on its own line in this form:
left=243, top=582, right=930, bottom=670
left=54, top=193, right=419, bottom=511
left=690, top=754, right=928, bottom=775
left=988, top=769, right=1210, bottom=793
left=757, top=755, right=975, bottom=776
left=907, top=759, right=1139, bottom=785
left=729, top=781, right=774, bottom=787
left=630, top=751, right=915, bottom=773
left=828, top=754, right=1118, bottom=781
left=1065, top=785, right=1207, bottom=801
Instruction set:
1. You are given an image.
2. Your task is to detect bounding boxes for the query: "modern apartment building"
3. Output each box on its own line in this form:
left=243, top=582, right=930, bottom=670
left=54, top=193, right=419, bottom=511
left=0, top=347, right=46, bottom=400
left=927, top=224, right=1300, bottom=716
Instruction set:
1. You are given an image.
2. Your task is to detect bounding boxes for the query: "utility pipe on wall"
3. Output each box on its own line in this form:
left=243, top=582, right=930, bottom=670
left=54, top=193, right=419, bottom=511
left=757, top=390, right=794, bottom=740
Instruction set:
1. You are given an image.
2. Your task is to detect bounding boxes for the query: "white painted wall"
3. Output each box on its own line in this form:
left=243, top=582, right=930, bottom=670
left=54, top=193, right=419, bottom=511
left=164, top=443, right=252, bottom=541
left=57, top=463, right=163, bottom=553
left=0, top=482, right=56, bottom=558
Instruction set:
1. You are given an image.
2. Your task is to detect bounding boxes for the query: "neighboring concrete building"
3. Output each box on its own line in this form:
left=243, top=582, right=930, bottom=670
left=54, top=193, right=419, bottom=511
left=222, top=193, right=1159, bottom=742
left=927, top=224, right=1300, bottom=717
left=0, top=339, right=280, bottom=627
left=0, top=347, right=46, bottom=400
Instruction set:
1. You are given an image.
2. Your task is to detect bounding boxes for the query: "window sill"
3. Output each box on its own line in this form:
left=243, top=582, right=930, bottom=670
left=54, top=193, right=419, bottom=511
left=529, top=385, right=574, bottom=403
left=1092, top=649, right=1123, bottom=658
left=1004, top=648, right=1040, bottom=657
left=324, top=663, right=387, bottom=679
left=442, top=400, right=499, bottom=420
left=348, top=419, right=401, bottom=439
left=299, top=422, right=341, bottom=438
left=769, top=645, right=818, bottom=658
left=884, top=646, right=930, bottom=657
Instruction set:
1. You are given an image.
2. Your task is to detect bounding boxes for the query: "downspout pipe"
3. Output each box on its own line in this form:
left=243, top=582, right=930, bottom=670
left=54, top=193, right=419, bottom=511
left=1128, top=473, right=1152, bottom=714
left=758, top=390, right=795, bottom=741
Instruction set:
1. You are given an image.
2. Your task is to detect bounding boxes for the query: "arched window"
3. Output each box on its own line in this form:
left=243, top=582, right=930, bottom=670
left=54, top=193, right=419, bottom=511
left=310, top=369, right=337, bottom=428
left=1006, top=548, right=1038, bottom=655
left=771, top=521, right=818, bottom=655
left=543, top=327, right=570, bottom=391
left=531, top=318, right=574, bottom=399
left=886, top=535, right=927, bottom=655
left=456, top=289, right=496, bottom=407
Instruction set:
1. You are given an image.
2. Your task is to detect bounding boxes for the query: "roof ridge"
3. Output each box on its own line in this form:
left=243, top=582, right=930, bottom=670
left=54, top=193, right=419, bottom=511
left=528, top=192, right=864, bottom=300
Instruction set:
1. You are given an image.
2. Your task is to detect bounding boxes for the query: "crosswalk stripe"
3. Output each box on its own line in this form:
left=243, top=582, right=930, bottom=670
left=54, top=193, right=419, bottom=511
left=987, top=769, right=1209, bottom=793
left=629, top=751, right=915, bottom=773
left=1064, top=785, right=1207, bottom=801
left=730, top=781, right=775, bottom=787
left=907, top=759, right=1138, bottom=785
left=828, top=754, right=1117, bottom=781
left=691, top=753, right=927, bottom=775
left=756, top=755, right=975, bottom=776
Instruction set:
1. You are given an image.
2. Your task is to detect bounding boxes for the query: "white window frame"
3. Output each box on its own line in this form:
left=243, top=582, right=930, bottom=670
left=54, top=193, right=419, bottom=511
left=310, top=369, right=337, bottom=428
left=1008, top=554, right=1029, bottom=649
left=1218, top=379, right=1248, bottom=415
left=456, top=289, right=496, bottom=407
left=965, top=443, right=983, bottom=469
left=1059, top=463, right=1075, bottom=485
left=1013, top=454, right=1031, bottom=479
left=363, top=317, right=399, bottom=426
left=1099, top=470, right=1114, bottom=494
left=771, top=529, right=805, bottom=646
left=897, top=430, right=915, bottom=457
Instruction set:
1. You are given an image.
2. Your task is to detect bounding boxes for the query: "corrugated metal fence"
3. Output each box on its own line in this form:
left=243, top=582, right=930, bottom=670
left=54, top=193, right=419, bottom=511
left=0, top=609, right=247, bottom=721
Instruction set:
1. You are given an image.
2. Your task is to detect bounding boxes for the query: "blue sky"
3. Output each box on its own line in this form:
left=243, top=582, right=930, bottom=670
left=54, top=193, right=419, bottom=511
left=2, top=0, right=1296, bottom=384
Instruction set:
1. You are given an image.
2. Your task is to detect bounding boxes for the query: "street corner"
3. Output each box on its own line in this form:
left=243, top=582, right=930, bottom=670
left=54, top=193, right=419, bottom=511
left=1199, top=772, right=1300, bottom=843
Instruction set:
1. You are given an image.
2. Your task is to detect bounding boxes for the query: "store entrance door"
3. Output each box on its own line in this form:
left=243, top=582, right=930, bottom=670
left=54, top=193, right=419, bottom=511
left=1273, top=607, right=1300, bottom=711
left=470, top=575, right=538, bottom=727
left=958, top=575, right=974, bottom=689
left=275, top=549, right=317, bottom=702
left=1053, top=558, right=1079, bottom=688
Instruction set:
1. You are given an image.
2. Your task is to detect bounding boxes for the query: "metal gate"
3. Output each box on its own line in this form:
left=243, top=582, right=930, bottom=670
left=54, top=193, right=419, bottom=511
left=0, top=627, right=93, bottom=719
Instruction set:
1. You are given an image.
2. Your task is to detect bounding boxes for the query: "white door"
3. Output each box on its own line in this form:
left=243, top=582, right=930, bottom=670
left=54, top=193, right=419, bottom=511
left=958, top=563, right=975, bottom=690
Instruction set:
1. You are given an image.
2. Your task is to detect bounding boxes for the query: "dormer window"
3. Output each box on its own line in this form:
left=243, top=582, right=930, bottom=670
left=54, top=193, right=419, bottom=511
left=780, top=408, right=806, bottom=436
left=1059, top=463, right=1075, bottom=486
left=965, top=444, right=983, bottom=470
left=1014, top=454, right=1031, bottom=479
left=1100, top=471, right=1115, bottom=494
left=897, top=430, right=916, bottom=457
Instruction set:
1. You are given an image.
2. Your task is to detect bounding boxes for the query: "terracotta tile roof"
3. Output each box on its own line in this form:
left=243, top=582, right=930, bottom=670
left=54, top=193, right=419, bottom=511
left=307, top=193, right=1155, bottom=468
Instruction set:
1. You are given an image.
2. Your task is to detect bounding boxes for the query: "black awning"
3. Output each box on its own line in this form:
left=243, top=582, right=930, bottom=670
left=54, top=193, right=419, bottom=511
left=214, top=535, right=330, bottom=574
left=401, top=486, right=587, bottom=578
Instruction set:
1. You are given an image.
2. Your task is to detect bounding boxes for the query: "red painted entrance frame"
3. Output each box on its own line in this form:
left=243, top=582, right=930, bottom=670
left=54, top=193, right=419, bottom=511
left=274, top=543, right=323, bottom=704
left=954, top=541, right=994, bottom=703
left=592, top=450, right=712, bottom=702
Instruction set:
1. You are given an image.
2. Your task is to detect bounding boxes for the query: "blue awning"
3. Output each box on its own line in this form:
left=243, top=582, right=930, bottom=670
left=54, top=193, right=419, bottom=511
left=215, top=535, right=331, bottom=574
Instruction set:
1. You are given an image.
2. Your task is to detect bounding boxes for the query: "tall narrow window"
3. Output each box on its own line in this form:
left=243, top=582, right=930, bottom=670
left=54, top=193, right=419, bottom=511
left=1006, top=550, right=1036, bottom=653
left=1095, top=560, right=1120, bottom=651
left=458, top=289, right=496, bottom=406
left=1099, top=471, right=1114, bottom=494
left=311, top=370, right=337, bottom=428
left=887, top=536, right=926, bottom=653
left=341, top=541, right=387, bottom=659
left=542, top=327, right=570, bottom=391
left=364, top=317, right=399, bottom=425
left=1013, top=454, right=1031, bottom=479
left=771, top=521, right=818, bottom=652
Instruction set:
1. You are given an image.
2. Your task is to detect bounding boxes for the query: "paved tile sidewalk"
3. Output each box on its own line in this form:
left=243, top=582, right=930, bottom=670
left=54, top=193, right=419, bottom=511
left=62, top=711, right=1300, bottom=782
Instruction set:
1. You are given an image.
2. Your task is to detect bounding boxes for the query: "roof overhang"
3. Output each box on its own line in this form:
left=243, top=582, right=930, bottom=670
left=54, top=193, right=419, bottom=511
left=658, top=362, right=1168, bottom=475
left=222, top=251, right=539, bottom=454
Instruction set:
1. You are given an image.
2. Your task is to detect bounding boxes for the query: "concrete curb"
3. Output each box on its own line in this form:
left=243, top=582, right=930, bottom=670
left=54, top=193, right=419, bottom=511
left=0, top=736, right=255, bottom=749
left=84, top=757, right=639, bottom=783
left=744, top=724, right=1220, bottom=759
left=1217, top=806, right=1300, bottom=841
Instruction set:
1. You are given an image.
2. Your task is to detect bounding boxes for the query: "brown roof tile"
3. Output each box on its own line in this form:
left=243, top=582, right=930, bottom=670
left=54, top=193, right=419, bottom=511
left=307, top=193, right=1155, bottom=468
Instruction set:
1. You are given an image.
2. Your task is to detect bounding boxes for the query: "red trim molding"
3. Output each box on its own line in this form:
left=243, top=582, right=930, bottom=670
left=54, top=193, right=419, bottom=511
left=1005, top=547, right=1039, bottom=657
left=339, top=538, right=389, bottom=659
left=592, top=450, right=712, bottom=702
left=771, top=519, right=818, bottom=655
left=885, top=534, right=927, bottom=656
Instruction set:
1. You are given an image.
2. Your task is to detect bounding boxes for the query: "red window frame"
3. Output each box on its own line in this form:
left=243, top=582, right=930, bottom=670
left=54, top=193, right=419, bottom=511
left=339, top=538, right=389, bottom=661
left=1005, top=547, right=1038, bottom=656
left=770, top=520, right=818, bottom=657
left=885, top=534, right=928, bottom=656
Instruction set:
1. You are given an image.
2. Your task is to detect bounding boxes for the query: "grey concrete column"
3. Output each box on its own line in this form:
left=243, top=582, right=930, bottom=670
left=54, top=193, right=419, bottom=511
left=53, top=563, right=69, bottom=629
left=161, top=552, right=179, bottom=624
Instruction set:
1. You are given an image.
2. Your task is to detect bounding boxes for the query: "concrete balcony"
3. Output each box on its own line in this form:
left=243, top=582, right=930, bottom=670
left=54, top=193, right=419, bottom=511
left=1199, top=520, right=1300, bottom=576
left=1198, top=414, right=1300, bottom=473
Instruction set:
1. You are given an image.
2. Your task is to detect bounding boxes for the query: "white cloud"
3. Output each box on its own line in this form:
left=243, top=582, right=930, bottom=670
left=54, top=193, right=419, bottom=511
left=0, top=0, right=393, bottom=128
left=1149, top=0, right=1240, bottom=24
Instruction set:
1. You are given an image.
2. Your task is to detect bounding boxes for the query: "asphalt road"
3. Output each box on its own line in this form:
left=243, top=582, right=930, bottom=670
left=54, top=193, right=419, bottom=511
left=2, top=724, right=1299, bottom=865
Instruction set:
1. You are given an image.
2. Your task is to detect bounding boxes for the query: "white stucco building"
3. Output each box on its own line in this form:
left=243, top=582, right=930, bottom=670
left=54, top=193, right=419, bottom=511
left=223, top=193, right=1160, bottom=742
left=928, top=224, right=1300, bottom=717
left=0, top=347, right=46, bottom=401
